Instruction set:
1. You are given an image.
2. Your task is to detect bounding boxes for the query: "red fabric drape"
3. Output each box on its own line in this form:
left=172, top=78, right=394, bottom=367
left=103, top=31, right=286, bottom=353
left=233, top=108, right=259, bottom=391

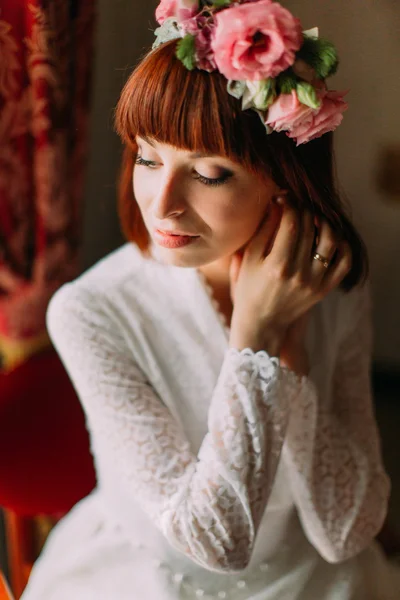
left=0, top=0, right=97, bottom=515
left=0, top=0, right=96, bottom=372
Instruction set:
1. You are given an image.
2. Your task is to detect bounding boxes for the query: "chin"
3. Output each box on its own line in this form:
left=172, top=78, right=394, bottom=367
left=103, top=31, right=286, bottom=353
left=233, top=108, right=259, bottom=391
left=153, top=244, right=218, bottom=269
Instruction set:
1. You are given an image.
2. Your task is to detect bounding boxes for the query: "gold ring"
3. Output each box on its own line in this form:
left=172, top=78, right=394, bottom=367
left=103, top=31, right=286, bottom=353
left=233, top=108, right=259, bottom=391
left=313, top=253, right=330, bottom=269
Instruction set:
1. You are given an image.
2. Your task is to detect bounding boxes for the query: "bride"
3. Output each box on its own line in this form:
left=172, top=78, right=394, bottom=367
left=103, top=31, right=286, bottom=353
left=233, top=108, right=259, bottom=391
left=22, top=1, right=400, bottom=598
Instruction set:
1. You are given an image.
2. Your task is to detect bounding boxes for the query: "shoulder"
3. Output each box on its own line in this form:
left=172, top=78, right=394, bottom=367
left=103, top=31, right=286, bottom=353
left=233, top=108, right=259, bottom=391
left=72, top=243, right=145, bottom=294
left=46, top=243, right=146, bottom=339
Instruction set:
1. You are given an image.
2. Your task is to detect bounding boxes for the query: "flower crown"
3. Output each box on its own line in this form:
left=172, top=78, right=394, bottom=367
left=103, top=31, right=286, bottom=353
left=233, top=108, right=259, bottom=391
left=153, top=0, right=348, bottom=146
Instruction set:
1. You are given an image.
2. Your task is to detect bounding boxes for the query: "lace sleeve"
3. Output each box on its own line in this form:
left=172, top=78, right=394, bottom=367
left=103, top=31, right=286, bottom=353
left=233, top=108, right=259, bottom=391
left=46, top=283, right=301, bottom=574
left=282, top=281, right=391, bottom=563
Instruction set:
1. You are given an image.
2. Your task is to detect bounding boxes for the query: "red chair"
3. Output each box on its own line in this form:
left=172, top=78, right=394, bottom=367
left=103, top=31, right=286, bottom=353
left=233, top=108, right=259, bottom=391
left=0, top=347, right=96, bottom=598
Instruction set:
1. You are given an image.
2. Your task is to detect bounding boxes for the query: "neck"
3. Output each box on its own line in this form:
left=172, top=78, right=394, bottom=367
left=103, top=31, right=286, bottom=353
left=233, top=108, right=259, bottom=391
left=198, top=254, right=232, bottom=290
left=198, top=254, right=234, bottom=327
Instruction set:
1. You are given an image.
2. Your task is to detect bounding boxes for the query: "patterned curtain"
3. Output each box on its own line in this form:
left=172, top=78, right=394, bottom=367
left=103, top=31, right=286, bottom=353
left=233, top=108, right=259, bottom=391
left=0, top=0, right=96, bottom=372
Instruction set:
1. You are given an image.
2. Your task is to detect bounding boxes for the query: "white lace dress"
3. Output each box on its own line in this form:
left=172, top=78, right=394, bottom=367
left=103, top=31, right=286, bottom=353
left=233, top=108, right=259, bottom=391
left=21, top=243, right=400, bottom=600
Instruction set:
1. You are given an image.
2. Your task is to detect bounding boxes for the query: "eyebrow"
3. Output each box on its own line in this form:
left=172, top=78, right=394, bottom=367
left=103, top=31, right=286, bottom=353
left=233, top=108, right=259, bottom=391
left=138, top=135, right=215, bottom=159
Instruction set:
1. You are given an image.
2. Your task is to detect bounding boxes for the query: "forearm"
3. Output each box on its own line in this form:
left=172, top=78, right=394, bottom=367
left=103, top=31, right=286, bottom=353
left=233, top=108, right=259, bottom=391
left=178, top=347, right=293, bottom=571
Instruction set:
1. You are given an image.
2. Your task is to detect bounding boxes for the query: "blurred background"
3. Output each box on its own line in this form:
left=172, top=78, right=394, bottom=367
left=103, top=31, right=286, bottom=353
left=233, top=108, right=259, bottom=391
left=0, top=1, right=399, bottom=597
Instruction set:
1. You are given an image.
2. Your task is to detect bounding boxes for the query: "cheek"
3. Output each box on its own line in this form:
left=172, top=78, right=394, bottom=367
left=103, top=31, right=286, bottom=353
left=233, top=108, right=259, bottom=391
left=210, top=188, right=272, bottom=255
left=132, top=170, right=144, bottom=205
left=132, top=169, right=154, bottom=211
left=211, top=190, right=268, bottom=239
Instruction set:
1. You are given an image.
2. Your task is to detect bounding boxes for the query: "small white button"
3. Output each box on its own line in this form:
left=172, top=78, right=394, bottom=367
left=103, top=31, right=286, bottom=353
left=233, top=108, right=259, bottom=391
left=236, top=580, right=247, bottom=588
left=173, top=573, right=184, bottom=583
left=217, top=592, right=227, bottom=599
left=259, top=562, right=270, bottom=571
left=195, top=590, right=205, bottom=598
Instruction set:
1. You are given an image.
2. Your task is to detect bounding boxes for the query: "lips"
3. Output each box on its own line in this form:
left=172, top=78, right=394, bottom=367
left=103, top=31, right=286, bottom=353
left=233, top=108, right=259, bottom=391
left=153, top=229, right=200, bottom=249
left=156, top=229, right=198, bottom=237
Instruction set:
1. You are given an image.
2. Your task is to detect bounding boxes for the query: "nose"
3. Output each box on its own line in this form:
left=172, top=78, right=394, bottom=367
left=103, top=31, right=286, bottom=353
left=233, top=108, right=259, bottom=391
left=151, top=169, right=186, bottom=220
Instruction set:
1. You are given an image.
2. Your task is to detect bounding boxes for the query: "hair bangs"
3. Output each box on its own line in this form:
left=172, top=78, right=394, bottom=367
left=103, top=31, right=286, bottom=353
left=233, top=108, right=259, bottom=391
left=115, top=40, right=270, bottom=174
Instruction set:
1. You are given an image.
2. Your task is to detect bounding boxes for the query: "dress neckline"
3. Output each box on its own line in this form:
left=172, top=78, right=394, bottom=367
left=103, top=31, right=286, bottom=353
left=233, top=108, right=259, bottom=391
left=147, top=240, right=231, bottom=339
left=195, top=269, right=231, bottom=339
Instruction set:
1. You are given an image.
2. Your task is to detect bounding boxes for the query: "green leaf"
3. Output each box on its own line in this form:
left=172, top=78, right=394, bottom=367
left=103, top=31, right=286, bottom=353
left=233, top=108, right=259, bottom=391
left=176, top=34, right=196, bottom=71
left=251, top=78, right=276, bottom=110
left=296, top=81, right=321, bottom=109
left=297, top=37, right=339, bottom=79
left=212, top=0, right=231, bottom=7
left=277, top=69, right=298, bottom=94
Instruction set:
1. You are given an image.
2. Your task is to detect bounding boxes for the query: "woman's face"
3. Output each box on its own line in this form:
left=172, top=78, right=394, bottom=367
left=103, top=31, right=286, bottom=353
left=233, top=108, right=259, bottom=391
left=133, top=136, right=283, bottom=268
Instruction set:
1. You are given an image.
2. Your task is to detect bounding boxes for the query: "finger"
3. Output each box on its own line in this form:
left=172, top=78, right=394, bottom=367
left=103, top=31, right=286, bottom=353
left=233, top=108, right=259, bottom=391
left=245, top=201, right=282, bottom=260
left=268, top=198, right=300, bottom=270
left=321, top=241, right=352, bottom=291
left=229, top=253, right=242, bottom=286
left=229, top=253, right=242, bottom=302
left=311, top=220, right=338, bottom=278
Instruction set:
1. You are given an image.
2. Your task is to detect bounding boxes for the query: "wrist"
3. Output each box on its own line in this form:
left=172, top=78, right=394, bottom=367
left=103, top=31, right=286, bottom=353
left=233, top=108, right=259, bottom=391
left=229, top=321, right=285, bottom=357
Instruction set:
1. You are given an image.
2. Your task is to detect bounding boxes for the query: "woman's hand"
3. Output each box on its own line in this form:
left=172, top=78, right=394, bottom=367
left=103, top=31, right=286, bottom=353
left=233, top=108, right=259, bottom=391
left=229, top=195, right=352, bottom=356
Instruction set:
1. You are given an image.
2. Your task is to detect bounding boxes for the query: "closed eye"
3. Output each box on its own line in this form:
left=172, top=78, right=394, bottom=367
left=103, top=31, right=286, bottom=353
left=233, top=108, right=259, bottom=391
left=135, top=155, right=232, bottom=187
left=135, top=156, right=157, bottom=168
left=192, top=172, right=232, bottom=187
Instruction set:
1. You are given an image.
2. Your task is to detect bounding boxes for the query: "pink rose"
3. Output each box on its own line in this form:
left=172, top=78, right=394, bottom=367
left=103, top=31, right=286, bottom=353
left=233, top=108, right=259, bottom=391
left=211, top=0, right=303, bottom=81
left=155, top=0, right=198, bottom=25
left=155, top=0, right=176, bottom=24
left=266, top=90, right=314, bottom=132
left=290, top=90, right=349, bottom=145
left=265, top=89, right=348, bottom=145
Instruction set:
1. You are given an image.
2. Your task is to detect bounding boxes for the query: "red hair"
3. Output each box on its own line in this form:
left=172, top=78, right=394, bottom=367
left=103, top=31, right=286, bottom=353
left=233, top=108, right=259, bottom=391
left=115, top=40, right=368, bottom=291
